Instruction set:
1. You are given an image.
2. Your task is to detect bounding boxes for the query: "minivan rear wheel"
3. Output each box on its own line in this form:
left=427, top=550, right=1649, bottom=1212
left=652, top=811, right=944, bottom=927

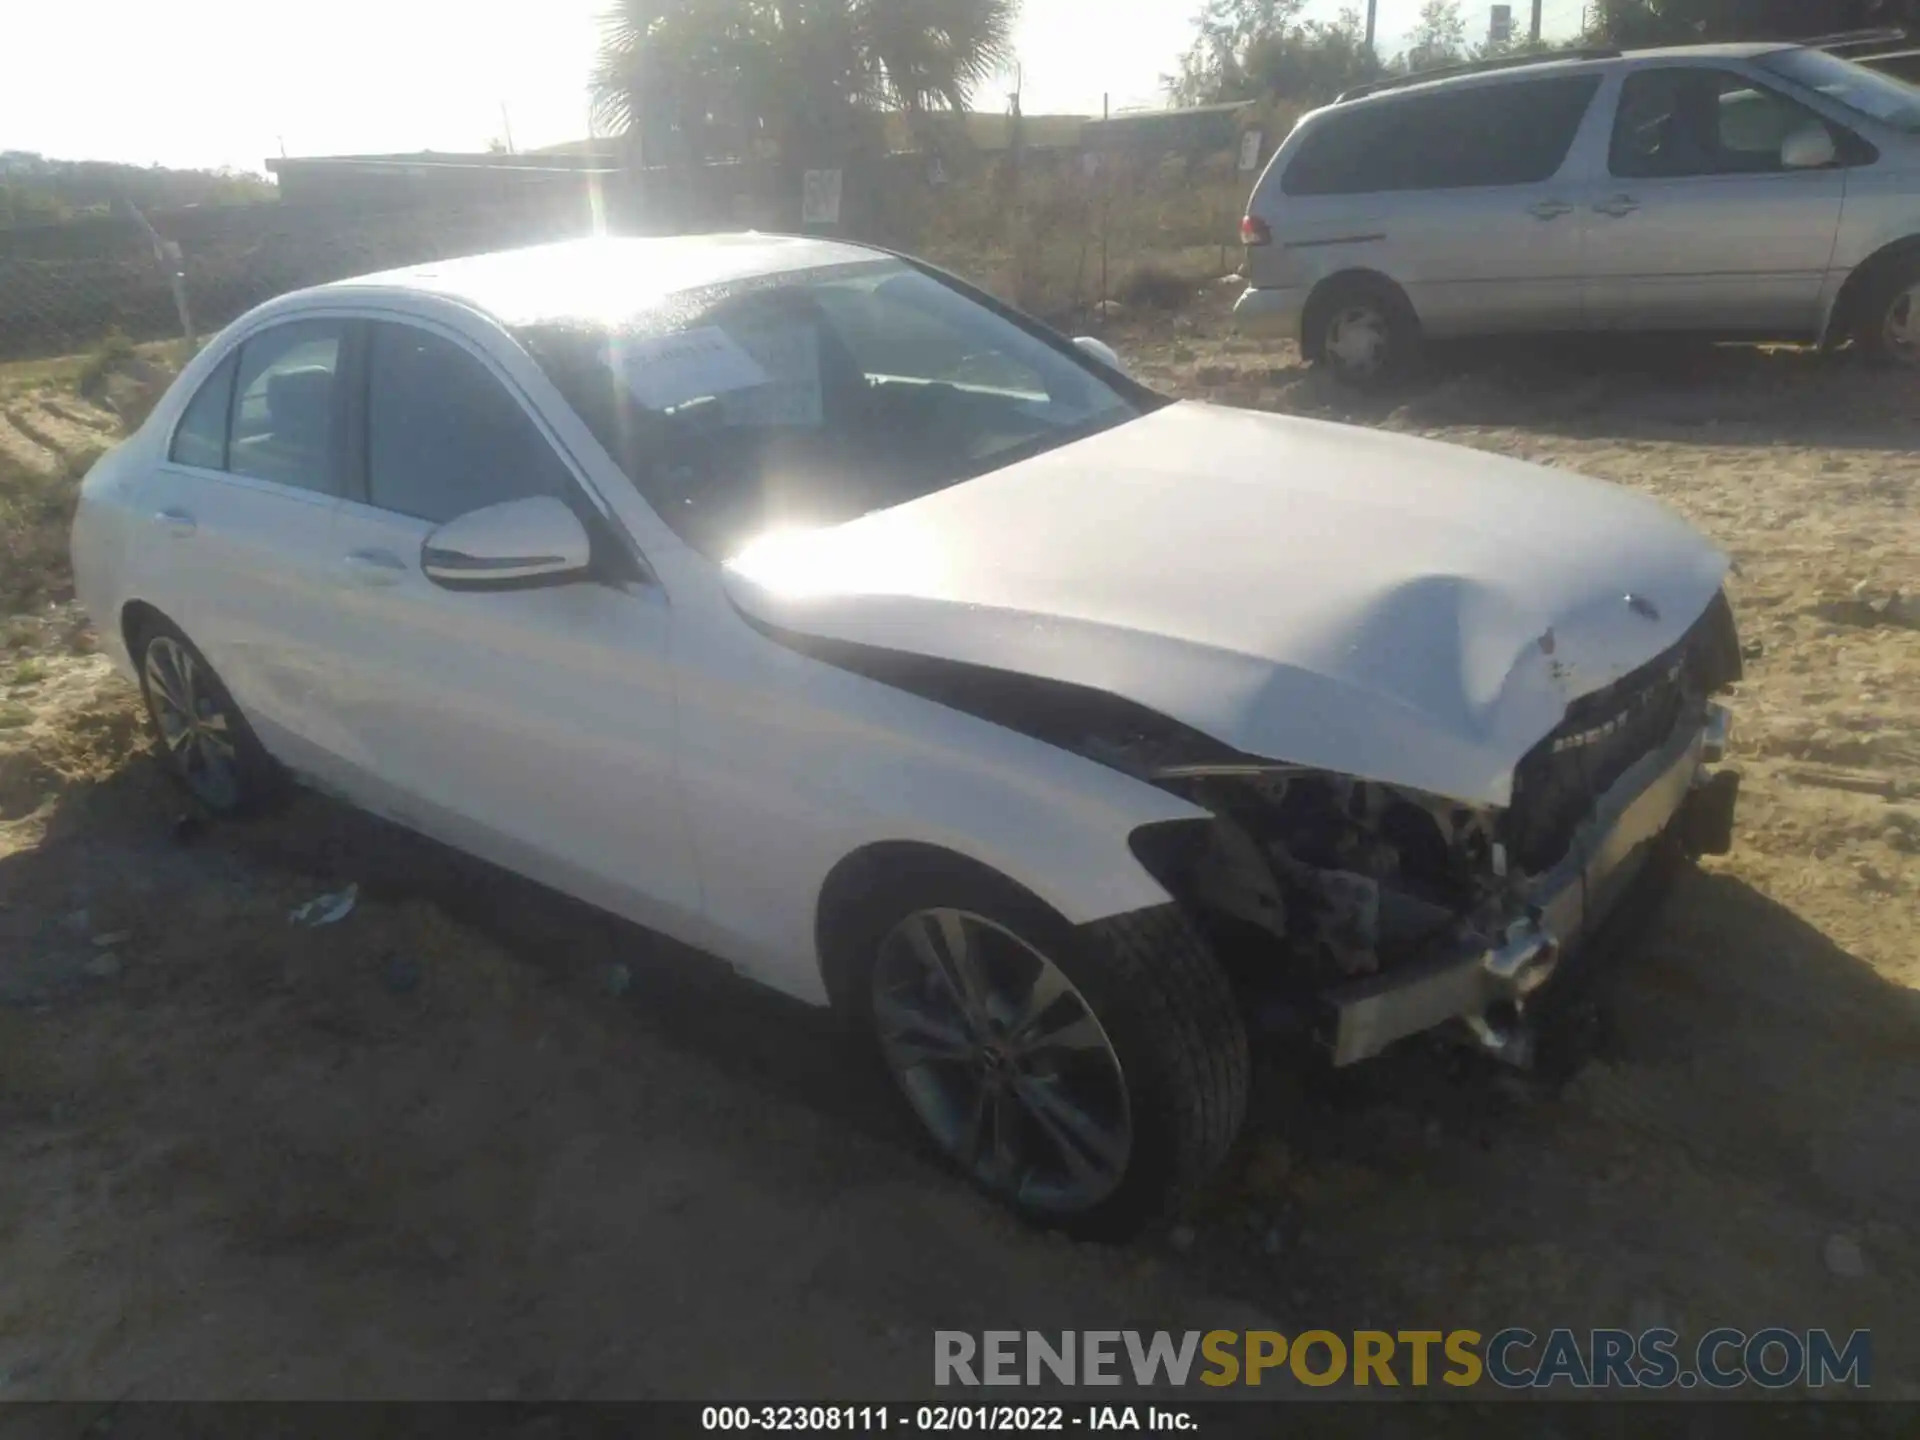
left=1304, top=277, right=1420, bottom=388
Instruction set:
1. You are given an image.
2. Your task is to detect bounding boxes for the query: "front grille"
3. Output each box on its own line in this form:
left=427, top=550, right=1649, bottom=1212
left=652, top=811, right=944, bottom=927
left=1505, top=591, right=1740, bottom=874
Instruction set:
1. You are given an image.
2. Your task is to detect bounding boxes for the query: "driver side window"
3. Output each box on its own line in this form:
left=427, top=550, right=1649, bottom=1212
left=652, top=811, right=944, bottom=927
left=365, top=323, right=576, bottom=525
left=1611, top=68, right=1835, bottom=178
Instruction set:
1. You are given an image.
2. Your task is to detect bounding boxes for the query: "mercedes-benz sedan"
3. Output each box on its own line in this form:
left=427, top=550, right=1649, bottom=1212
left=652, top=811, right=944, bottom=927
left=73, top=235, right=1742, bottom=1232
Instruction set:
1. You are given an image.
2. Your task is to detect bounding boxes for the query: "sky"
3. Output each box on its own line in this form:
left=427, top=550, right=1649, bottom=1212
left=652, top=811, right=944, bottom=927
left=1, top=0, right=1589, bottom=174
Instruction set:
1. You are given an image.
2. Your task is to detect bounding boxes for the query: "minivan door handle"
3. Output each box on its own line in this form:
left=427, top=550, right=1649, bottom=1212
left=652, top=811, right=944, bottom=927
left=1527, top=199, right=1574, bottom=221
left=1593, top=194, right=1641, bottom=217
left=341, top=548, right=408, bottom=587
left=152, top=507, right=196, bottom=538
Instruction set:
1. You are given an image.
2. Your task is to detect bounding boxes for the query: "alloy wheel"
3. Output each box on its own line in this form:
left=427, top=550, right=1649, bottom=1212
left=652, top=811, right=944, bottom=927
left=143, top=636, right=240, bottom=810
left=872, top=907, right=1133, bottom=1213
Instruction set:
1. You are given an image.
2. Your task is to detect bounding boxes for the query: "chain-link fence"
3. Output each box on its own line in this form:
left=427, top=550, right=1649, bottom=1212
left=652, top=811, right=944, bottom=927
left=0, top=190, right=611, bottom=362
left=1, top=129, right=1263, bottom=368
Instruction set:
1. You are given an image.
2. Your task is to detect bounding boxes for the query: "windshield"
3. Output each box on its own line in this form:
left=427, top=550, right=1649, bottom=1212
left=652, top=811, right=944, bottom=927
left=1753, top=47, right=1920, bottom=133
left=515, top=259, right=1146, bottom=560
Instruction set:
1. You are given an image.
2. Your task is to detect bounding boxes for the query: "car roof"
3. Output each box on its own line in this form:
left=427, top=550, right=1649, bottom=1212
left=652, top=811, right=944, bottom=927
left=1333, top=40, right=1798, bottom=107
left=330, top=233, right=889, bottom=329
left=1619, top=41, right=1798, bottom=60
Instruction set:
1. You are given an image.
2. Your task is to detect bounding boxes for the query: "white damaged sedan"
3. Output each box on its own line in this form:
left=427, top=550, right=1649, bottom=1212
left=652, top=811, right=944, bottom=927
left=71, top=236, right=1742, bottom=1231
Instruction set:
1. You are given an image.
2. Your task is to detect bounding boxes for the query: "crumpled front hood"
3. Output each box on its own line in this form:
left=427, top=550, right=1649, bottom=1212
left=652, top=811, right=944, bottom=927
left=724, top=402, right=1729, bottom=805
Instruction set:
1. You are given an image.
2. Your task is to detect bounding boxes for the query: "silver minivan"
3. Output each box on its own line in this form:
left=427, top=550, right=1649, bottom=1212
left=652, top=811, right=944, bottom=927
left=1236, top=43, right=1920, bottom=383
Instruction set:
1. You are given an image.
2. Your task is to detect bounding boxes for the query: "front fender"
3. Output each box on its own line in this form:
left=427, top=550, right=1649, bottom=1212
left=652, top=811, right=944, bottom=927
left=672, top=622, right=1209, bottom=1006
left=1820, top=219, right=1920, bottom=344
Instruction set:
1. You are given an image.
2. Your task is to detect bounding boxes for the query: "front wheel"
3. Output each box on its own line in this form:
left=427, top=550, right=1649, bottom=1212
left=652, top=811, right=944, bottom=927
left=855, top=868, right=1248, bottom=1235
left=1856, top=253, right=1920, bottom=369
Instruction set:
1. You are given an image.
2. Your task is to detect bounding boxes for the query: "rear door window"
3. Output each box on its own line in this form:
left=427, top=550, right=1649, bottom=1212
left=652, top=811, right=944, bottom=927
left=228, top=320, right=346, bottom=495
left=168, top=350, right=237, bottom=470
left=1283, top=75, right=1600, bottom=195
left=1282, top=106, right=1407, bottom=195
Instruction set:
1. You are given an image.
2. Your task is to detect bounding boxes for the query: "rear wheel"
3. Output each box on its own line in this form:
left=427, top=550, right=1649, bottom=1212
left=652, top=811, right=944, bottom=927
left=1305, top=277, right=1420, bottom=388
left=1856, top=252, right=1920, bottom=369
left=846, top=862, right=1248, bottom=1235
left=132, top=616, right=284, bottom=817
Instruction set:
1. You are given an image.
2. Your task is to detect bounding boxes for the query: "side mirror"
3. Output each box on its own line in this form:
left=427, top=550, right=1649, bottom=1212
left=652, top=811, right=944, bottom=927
left=1781, top=122, right=1837, bottom=170
left=421, top=495, right=592, bottom=591
left=1072, top=335, right=1128, bottom=375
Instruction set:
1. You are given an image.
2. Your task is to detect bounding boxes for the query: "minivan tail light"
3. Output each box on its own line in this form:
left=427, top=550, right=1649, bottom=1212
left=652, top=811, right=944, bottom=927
left=1240, top=214, right=1271, bottom=247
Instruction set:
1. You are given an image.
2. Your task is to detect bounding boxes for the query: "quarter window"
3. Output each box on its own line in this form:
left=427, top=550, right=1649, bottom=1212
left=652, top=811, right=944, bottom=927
left=365, top=324, right=575, bottom=525
left=1282, top=75, right=1600, bottom=195
left=1610, top=68, right=1835, bottom=177
left=229, top=320, right=345, bottom=494
left=168, top=350, right=237, bottom=470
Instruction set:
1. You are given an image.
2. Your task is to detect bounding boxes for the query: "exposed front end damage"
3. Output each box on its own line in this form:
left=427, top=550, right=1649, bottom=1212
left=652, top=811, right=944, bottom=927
left=772, top=582, right=1743, bottom=1073
left=1121, top=591, right=1744, bottom=1069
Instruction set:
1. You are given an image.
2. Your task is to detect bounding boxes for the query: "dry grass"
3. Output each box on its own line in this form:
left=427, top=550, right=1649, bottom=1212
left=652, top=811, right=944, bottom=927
left=0, top=338, right=186, bottom=404
left=0, top=451, right=88, bottom=618
left=896, top=155, right=1246, bottom=323
left=0, top=344, right=177, bottom=618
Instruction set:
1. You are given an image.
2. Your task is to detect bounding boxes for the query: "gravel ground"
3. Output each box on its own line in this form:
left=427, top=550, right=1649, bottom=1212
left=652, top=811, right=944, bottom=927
left=1, top=303, right=1916, bottom=1404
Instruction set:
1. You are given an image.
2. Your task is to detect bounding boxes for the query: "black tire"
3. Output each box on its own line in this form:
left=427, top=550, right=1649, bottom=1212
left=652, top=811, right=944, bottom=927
left=1854, top=250, right=1920, bottom=370
left=1303, top=276, right=1421, bottom=388
left=840, top=856, right=1248, bottom=1237
left=130, top=614, right=286, bottom=818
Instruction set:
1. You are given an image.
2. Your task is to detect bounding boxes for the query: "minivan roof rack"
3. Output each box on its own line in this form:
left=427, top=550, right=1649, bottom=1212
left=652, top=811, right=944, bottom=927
left=1335, top=47, right=1620, bottom=103
left=1802, top=27, right=1908, bottom=54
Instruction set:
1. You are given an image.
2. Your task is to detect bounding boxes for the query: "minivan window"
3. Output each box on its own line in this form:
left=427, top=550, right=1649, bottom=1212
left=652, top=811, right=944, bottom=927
left=1611, top=68, right=1837, bottom=177
left=1282, top=75, right=1601, bottom=195
left=1754, top=46, right=1920, bottom=134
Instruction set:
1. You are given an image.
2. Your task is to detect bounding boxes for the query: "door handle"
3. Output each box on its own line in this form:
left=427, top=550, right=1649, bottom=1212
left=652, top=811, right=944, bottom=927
left=152, top=507, right=196, bottom=537
left=1527, top=199, right=1574, bottom=220
left=341, top=548, right=408, bottom=587
left=1593, top=195, right=1641, bottom=217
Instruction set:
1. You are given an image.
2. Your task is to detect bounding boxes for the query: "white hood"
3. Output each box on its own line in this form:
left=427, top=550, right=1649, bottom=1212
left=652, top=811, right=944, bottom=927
left=724, top=403, right=1728, bottom=806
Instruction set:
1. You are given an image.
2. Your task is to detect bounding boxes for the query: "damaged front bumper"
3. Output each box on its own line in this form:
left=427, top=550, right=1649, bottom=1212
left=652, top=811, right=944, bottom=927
left=1323, top=703, right=1736, bottom=1067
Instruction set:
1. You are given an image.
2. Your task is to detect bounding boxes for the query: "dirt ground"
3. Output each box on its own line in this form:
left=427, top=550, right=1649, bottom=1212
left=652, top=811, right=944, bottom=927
left=1, top=292, right=1917, bottom=1405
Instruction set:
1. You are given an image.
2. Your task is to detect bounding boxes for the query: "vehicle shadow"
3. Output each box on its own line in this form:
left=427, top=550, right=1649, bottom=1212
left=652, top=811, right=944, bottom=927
left=7, top=755, right=916, bottom=1148
left=1143, top=307, right=1920, bottom=452
left=1198, top=858, right=1920, bottom=1331
left=1395, top=336, right=1920, bottom=452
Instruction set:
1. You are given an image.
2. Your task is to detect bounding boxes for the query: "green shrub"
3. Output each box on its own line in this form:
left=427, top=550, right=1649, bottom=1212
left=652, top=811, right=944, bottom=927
left=74, top=328, right=136, bottom=398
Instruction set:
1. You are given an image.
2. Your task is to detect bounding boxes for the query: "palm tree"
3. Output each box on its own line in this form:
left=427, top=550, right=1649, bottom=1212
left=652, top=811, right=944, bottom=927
left=591, top=0, right=1017, bottom=169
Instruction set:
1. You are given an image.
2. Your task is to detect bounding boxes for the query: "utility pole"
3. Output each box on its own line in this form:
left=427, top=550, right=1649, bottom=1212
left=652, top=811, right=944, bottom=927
left=1366, top=0, right=1378, bottom=51
left=1100, top=92, right=1109, bottom=327
left=1530, top=0, right=1543, bottom=43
